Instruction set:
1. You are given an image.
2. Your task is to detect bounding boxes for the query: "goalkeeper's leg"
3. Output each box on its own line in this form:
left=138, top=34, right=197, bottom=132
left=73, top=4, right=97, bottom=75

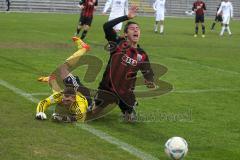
left=49, top=37, right=90, bottom=91
left=38, top=37, right=90, bottom=83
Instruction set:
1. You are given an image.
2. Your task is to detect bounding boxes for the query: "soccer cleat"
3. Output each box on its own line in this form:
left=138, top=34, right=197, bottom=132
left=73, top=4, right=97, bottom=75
left=122, top=108, right=137, bottom=123
left=202, top=34, right=205, bottom=38
left=72, top=36, right=90, bottom=51
left=37, top=76, right=49, bottom=83
left=194, top=34, right=197, bottom=37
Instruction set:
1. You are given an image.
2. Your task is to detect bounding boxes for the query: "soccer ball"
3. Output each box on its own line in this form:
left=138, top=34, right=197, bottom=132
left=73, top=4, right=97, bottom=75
left=165, top=137, right=188, bottom=160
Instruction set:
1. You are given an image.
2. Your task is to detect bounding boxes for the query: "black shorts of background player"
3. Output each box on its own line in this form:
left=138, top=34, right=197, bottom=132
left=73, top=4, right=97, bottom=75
left=211, top=1, right=223, bottom=30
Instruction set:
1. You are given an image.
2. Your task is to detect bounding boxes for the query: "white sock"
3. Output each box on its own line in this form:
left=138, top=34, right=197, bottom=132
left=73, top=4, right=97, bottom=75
left=160, top=25, right=164, bottom=33
left=226, top=26, right=232, bottom=35
left=220, top=26, right=225, bottom=36
left=154, top=24, right=158, bottom=32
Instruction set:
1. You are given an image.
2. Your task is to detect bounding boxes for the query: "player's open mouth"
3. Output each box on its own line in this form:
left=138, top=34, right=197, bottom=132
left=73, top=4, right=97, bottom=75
left=133, top=34, right=139, bottom=38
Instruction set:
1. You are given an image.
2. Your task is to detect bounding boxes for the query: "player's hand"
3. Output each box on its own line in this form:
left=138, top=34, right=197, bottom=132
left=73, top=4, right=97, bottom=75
left=78, top=5, right=84, bottom=9
left=145, top=80, right=157, bottom=89
left=127, top=5, right=138, bottom=19
left=36, top=112, right=47, bottom=120
left=88, top=2, right=94, bottom=6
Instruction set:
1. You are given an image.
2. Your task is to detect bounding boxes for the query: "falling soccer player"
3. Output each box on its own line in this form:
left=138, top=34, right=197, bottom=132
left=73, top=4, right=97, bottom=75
left=217, top=0, right=233, bottom=36
left=38, top=36, right=93, bottom=105
left=211, top=0, right=223, bottom=31
left=102, top=0, right=129, bottom=32
left=192, top=0, right=206, bottom=38
left=91, top=5, right=156, bottom=122
left=75, top=0, right=98, bottom=39
left=153, top=0, right=166, bottom=34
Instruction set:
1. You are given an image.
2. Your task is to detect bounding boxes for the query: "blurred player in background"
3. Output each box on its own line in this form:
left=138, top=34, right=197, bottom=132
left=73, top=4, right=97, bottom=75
left=211, top=0, right=223, bottom=31
left=192, top=0, right=206, bottom=38
left=6, top=0, right=11, bottom=11
left=102, top=0, right=128, bottom=32
left=217, top=0, right=233, bottom=36
left=153, top=0, right=166, bottom=34
left=36, top=86, right=88, bottom=123
left=75, top=0, right=98, bottom=39
left=92, top=6, right=156, bottom=122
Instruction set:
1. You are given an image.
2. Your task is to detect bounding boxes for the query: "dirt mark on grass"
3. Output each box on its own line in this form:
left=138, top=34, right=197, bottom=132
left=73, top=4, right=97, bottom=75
left=0, top=42, right=73, bottom=49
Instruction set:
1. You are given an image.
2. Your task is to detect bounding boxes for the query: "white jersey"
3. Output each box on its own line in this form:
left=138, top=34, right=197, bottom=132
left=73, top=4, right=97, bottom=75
left=153, top=0, right=166, bottom=14
left=217, top=1, right=233, bottom=17
left=103, top=0, right=128, bottom=17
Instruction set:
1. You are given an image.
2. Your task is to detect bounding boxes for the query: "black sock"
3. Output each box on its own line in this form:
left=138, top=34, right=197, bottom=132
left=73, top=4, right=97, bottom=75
left=81, top=30, right=88, bottom=39
left=211, top=22, right=216, bottom=30
left=7, top=1, right=10, bottom=11
left=76, top=28, right=81, bottom=35
left=195, top=26, right=199, bottom=34
left=202, top=25, right=205, bottom=34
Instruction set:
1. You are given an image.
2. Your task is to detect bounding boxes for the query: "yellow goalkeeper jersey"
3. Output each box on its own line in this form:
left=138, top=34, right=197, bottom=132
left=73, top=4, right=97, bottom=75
left=36, top=92, right=88, bottom=122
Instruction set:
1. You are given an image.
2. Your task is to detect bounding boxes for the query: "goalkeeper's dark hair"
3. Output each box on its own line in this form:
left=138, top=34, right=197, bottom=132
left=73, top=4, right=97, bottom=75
left=63, top=86, right=76, bottom=95
left=124, top=21, right=139, bottom=33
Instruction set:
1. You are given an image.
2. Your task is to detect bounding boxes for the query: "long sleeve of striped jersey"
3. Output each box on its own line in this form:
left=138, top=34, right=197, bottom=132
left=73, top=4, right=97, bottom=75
left=103, top=15, right=129, bottom=42
left=140, top=53, right=154, bottom=83
left=36, top=92, right=62, bottom=113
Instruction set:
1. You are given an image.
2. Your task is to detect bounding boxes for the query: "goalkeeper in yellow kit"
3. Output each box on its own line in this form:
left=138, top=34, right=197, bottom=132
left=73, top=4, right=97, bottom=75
left=36, top=86, right=88, bottom=122
left=36, top=37, right=90, bottom=122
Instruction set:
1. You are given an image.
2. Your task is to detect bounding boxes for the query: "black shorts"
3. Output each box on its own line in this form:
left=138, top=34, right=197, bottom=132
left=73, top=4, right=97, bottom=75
left=215, top=15, right=223, bottom=22
left=94, top=88, right=136, bottom=113
left=79, top=16, right=93, bottom=26
left=195, top=15, right=204, bottom=23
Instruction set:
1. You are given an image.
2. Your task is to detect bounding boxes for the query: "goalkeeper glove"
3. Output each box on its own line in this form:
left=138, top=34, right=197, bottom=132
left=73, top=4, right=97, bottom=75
left=36, top=112, right=47, bottom=120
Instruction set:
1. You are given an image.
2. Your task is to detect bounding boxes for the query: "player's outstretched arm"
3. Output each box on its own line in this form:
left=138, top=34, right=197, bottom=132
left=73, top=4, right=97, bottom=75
left=35, top=92, right=62, bottom=120
left=103, top=5, right=138, bottom=41
left=140, top=54, right=156, bottom=89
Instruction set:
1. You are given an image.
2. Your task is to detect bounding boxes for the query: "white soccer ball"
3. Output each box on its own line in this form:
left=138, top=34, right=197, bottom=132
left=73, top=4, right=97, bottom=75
left=165, top=137, right=188, bottom=160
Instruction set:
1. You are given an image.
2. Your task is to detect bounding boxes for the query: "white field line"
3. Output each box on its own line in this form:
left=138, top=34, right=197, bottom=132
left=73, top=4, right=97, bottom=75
left=172, top=88, right=240, bottom=93
left=0, top=79, right=159, bottom=160
left=167, top=57, right=240, bottom=76
left=29, top=87, right=240, bottom=96
left=28, top=92, right=51, bottom=96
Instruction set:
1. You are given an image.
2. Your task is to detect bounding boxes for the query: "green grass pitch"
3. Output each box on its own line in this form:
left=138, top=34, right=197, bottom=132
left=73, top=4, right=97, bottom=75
left=0, top=12, right=240, bottom=160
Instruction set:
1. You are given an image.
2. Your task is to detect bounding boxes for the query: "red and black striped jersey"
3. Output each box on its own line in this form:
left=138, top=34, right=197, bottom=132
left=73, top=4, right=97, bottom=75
left=192, top=1, right=206, bottom=15
left=80, top=0, right=98, bottom=17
